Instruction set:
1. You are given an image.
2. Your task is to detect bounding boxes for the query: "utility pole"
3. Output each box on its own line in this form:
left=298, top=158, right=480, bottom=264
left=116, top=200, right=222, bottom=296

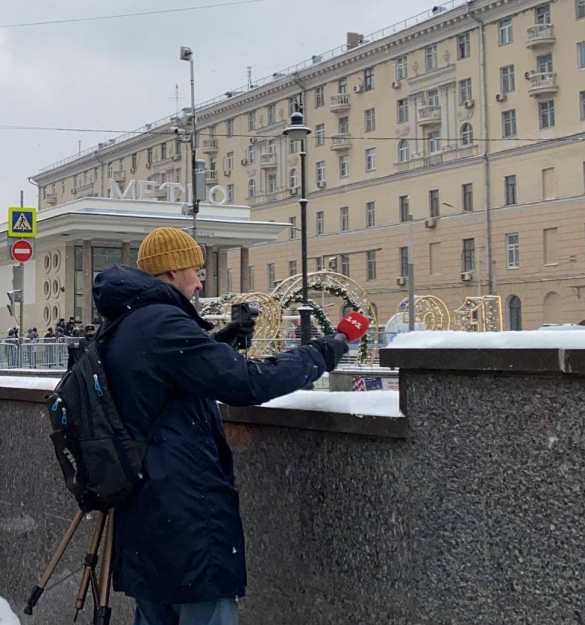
left=18, top=190, right=25, bottom=366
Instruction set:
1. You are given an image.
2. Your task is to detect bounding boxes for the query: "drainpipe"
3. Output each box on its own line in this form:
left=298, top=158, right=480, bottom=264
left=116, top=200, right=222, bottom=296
left=27, top=177, right=40, bottom=210
left=468, top=2, right=495, bottom=294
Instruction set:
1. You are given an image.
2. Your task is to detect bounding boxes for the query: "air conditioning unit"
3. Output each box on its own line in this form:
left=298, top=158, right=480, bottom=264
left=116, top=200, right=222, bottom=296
left=317, top=180, right=327, bottom=189
left=71, top=188, right=78, bottom=195
left=524, top=71, right=531, bottom=80
left=353, top=82, right=364, bottom=94
left=424, top=217, right=438, bottom=228
left=391, top=80, right=401, bottom=89
left=129, top=167, right=136, bottom=174
left=461, top=271, right=473, bottom=281
left=463, top=98, right=475, bottom=109
left=396, top=276, right=407, bottom=287
left=223, top=170, right=231, bottom=177
left=495, top=93, right=507, bottom=102
left=241, top=159, right=248, bottom=166
left=249, top=138, right=258, bottom=145
left=146, top=162, right=152, bottom=169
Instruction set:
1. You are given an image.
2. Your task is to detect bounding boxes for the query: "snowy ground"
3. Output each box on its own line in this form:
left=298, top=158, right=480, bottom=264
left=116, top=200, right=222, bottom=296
left=0, top=597, right=20, bottom=625
left=388, top=330, right=585, bottom=350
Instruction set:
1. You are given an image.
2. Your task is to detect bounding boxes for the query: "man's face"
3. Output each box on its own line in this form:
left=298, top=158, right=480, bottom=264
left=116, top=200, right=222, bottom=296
left=170, top=267, right=203, bottom=300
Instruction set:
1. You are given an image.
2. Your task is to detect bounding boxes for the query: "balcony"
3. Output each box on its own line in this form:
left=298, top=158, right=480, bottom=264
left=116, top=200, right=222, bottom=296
left=330, top=94, right=351, bottom=112
left=45, top=192, right=57, bottom=205
left=201, top=139, right=218, bottom=154
left=527, top=71, right=558, bottom=97
left=526, top=24, right=555, bottom=48
left=417, top=105, right=441, bottom=126
left=330, top=134, right=352, bottom=151
left=260, top=152, right=277, bottom=168
left=395, top=145, right=480, bottom=172
left=206, top=170, right=217, bottom=184
left=75, top=182, right=96, bottom=197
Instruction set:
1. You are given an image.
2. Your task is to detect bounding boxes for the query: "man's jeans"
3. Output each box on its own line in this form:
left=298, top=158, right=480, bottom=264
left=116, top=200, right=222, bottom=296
left=133, top=598, right=239, bottom=625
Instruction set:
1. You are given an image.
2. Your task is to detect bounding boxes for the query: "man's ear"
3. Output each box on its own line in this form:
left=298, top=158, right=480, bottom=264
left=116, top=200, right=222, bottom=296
left=167, top=270, right=177, bottom=281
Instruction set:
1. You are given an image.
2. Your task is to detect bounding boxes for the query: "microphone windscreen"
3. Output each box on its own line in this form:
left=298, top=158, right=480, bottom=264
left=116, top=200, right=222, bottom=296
left=335, top=311, right=369, bottom=342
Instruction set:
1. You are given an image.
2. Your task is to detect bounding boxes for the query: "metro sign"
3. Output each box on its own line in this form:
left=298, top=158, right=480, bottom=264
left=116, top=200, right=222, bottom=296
left=11, top=239, right=33, bottom=263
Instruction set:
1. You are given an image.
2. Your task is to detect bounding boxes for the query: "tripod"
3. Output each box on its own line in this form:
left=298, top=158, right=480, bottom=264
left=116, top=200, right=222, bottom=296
left=24, top=508, right=115, bottom=625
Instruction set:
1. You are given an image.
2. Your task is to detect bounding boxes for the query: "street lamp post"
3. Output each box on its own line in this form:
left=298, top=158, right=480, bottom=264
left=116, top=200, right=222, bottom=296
left=179, top=46, right=199, bottom=239
left=283, top=111, right=312, bottom=345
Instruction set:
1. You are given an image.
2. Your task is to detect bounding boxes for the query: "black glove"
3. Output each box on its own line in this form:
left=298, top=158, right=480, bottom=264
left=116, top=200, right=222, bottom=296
left=309, top=336, right=348, bottom=372
left=214, top=319, right=256, bottom=348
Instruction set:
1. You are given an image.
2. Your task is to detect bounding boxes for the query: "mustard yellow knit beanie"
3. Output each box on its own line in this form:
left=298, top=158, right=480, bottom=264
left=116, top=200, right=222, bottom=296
left=137, top=227, right=204, bottom=275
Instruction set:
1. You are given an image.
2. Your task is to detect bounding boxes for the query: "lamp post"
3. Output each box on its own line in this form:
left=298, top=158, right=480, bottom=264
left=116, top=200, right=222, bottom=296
left=179, top=46, right=199, bottom=239
left=283, top=111, right=312, bottom=345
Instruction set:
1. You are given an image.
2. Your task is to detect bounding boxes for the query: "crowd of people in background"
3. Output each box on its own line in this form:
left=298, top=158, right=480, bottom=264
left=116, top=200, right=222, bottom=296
left=3, top=316, right=99, bottom=342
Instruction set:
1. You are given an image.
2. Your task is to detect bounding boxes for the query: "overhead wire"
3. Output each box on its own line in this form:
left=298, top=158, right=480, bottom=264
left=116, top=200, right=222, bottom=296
left=0, top=0, right=263, bottom=29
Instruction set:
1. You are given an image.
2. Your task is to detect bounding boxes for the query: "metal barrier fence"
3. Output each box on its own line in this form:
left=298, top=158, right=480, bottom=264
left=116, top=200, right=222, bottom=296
left=0, top=341, right=70, bottom=369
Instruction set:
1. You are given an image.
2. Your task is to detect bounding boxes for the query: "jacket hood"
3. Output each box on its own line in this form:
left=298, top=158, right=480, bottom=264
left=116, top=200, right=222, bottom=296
left=93, top=264, right=212, bottom=329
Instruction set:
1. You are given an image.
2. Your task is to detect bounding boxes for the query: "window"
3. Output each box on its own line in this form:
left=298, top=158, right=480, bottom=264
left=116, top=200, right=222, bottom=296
left=427, top=88, right=439, bottom=107
left=506, top=232, right=520, bottom=268
left=535, top=4, right=551, bottom=24
left=316, top=211, right=324, bottom=235
left=459, top=78, right=472, bottom=105
left=498, top=17, right=513, bottom=45
left=400, top=247, right=409, bottom=277
left=543, top=227, right=558, bottom=264
left=288, top=93, right=303, bottom=115
left=225, top=151, right=234, bottom=172
left=339, top=155, right=350, bottom=178
left=425, top=44, right=437, bottom=71
left=462, top=238, right=475, bottom=272
left=502, top=109, right=517, bottom=138
left=429, top=242, right=441, bottom=275
left=315, top=257, right=324, bottom=271
left=508, top=296, right=522, bottom=330
left=429, top=189, right=440, bottom=217
left=457, top=31, right=471, bottom=59
left=578, top=42, right=585, bottom=68
left=461, top=183, right=473, bottom=212
left=428, top=131, right=441, bottom=154
left=578, top=0, right=585, bottom=19
left=247, top=145, right=256, bottom=164
left=288, top=260, right=297, bottom=277
left=248, top=111, right=256, bottom=131
left=398, top=139, right=409, bottom=162
left=366, top=201, right=376, bottom=228
left=537, top=53, right=553, bottom=74
left=460, top=123, right=473, bottom=146
left=500, top=65, right=515, bottom=94
left=395, top=55, right=408, bottom=81
left=174, top=139, right=182, bottom=157
left=365, top=148, right=376, bottom=172
left=267, top=264, right=275, bottom=289
left=542, top=167, right=556, bottom=199
left=226, top=119, right=234, bottom=136
left=364, top=67, right=375, bottom=91
left=131, top=153, right=137, bottom=170
left=316, top=161, right=326, bottom=186
left=364, top=108, right=376, bottom=132
left=146, top=148, right=153, bottom=165
left=226, top=184, right=234, bottom=203
left=338, top=116, right=349, bottom=135
left=367, top=251, right=377, bottom=280
left=288, top=216, right=297, bottom=240
left=340, top=206, right=349, bottom=232
left=267, top=104, right=276, bottom=126
left=315, top=124, right=325, bottom=146
left=289, top=168, right=297, bottom=190
left=580, top=91, right=585, bottom=120
left=505, top=175, right=517, bottom=205
left=340, top=254, right=350, bottom=277
left=315, top=86, right=325, bottom=108
left=539, top=100, right=555, bottom=129
left=338, top=78, right=348, bottom=94
left=289, top=139, right=299, bottom=154
left=267, top=172, right=277, bottom=194
left=399, top=195, right=410, bottom=222
left=397, top=98, right=409, bottom=123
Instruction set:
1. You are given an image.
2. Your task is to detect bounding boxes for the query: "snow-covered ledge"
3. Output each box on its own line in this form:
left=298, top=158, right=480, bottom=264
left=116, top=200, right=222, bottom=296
left=0, top=377, right=407, bottom=439
left=381, top=330, right=585, bottom=374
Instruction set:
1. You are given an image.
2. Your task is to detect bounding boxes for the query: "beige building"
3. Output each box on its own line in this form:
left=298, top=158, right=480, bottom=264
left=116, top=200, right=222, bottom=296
left=31, top=0, right=585, bottom=330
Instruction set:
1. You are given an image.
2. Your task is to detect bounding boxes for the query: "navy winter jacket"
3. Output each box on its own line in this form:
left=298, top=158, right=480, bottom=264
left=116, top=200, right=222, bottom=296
left=92, top=265, right=327, bottom=604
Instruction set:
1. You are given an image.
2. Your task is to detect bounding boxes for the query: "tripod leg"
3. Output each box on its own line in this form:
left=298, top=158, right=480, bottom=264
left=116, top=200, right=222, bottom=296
left=73, top=511, right=107, bottom=621
left=94, top=510, right=114, bottom=625
left=24, top=510, right=85, bottom=615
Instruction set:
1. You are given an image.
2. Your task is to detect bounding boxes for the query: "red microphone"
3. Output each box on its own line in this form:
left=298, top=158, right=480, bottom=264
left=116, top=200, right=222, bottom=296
left=334, top=311, right=370, bottom=343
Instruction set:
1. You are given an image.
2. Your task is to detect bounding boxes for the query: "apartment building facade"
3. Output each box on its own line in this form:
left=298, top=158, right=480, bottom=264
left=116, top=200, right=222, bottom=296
left=32, top=0, right=585, bottom=329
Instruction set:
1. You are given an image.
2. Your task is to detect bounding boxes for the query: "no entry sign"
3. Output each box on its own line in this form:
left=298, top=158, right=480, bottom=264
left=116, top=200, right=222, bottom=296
left=11, top=239, right=33, bottom=263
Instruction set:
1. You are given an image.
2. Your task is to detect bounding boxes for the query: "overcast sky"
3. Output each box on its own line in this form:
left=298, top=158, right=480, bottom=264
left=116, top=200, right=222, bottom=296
left=0, top=0, right=436, bottom=211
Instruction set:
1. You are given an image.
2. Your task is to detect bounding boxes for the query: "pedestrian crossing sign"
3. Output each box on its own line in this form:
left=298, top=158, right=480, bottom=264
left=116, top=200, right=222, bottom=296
left=8, top=207, right=37, bottom=238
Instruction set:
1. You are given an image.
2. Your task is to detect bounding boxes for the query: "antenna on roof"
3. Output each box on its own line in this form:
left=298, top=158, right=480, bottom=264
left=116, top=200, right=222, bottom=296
left=247, top=66, right=255, bottom=90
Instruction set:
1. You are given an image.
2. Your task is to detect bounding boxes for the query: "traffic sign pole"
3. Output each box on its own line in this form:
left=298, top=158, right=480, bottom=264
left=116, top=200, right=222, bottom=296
left=19, top=191, right=24, bottom=367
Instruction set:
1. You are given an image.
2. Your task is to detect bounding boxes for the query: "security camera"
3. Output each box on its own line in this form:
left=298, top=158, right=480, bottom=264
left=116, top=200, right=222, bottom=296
left=179, top=46, right=193, bottom=61
left=170, top=126, right=186, bottom=136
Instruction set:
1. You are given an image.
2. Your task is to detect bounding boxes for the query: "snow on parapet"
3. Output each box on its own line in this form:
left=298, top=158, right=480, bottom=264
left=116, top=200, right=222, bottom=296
left=387, top=330, right=585, bottom=350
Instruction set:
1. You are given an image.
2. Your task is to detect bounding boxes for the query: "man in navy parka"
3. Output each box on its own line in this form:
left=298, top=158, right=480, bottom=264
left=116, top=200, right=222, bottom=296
left=92, top=227, right=347, bottom=625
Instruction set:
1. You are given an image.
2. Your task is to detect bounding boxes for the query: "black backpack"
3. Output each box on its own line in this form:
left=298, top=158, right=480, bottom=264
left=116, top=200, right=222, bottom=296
left=47, top=313, right=145, bottom=512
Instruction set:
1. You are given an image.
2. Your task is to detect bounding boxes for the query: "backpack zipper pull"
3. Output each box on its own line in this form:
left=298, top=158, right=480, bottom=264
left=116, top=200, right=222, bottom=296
left=93, top=374, right=104, bottom=397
